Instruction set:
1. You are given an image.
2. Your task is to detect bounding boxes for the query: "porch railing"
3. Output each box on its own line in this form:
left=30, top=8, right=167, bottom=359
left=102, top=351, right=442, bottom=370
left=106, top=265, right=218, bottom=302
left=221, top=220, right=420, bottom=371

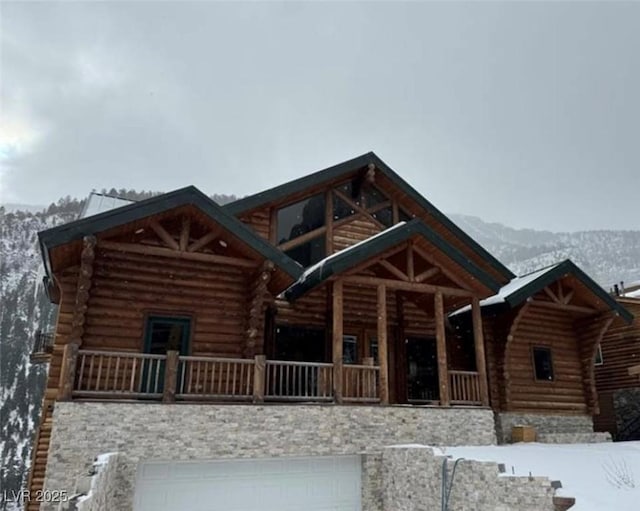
left=264, top=360, right=333, bottom=401
left=61, top=345, right=480, bottom=407
left=177, top=356, right=254, bottom=400
left=74, top=350, right=166, bottom=399
left=343, top=364, right=380, bottom=403
left=449, top=370, right=481, bottom=405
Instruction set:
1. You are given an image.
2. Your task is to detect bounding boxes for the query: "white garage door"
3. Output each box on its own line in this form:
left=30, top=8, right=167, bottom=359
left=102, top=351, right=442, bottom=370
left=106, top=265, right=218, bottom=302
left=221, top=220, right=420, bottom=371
left=133, top=455, right=362, bottom=511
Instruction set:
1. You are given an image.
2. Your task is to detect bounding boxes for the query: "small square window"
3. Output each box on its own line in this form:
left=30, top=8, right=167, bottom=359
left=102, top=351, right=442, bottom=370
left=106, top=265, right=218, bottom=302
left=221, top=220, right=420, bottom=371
left=595, top=344, right=603, bottom=366
left=532, top=347, right=554, bottom=381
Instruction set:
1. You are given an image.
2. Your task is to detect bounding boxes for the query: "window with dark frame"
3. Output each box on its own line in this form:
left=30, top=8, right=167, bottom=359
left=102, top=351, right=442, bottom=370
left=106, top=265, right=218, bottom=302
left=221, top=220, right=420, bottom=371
left=532, top=346, right=554, bottom=381
left=595, top=344, right=603, bottom=366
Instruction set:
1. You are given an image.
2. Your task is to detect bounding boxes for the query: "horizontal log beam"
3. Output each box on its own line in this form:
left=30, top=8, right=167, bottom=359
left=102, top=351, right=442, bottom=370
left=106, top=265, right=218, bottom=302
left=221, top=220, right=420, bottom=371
left=530, top=299, right=597, bottom=315
left=341, top=275, right=475, bottom=297
left=277, top=225, right=327, bottom=251
left=99, top=240, right=258, bottom=268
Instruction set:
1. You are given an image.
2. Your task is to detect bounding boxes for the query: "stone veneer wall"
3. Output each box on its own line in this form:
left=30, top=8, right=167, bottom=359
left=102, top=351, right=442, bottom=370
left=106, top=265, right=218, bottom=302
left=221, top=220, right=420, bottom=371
left=381, top=446, right=560, bottom=511
left=495, top=413, right=600, bottom=444
left=44, top=403, right=496, bottom=511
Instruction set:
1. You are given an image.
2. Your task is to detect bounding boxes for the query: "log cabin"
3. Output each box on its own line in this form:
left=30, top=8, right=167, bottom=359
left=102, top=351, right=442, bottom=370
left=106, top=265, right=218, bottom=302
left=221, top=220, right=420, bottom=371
left=27, top=152, right=633, bottom=511
left=593, top=291, right=640, bottom=440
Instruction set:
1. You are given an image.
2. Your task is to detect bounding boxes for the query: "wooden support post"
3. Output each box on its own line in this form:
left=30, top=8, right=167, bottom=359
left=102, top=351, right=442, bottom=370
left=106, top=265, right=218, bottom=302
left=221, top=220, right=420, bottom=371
left=471, top=297, right=490, bottom=407
left=406, top=243, right=415, bottom=281
left=333, top=280, right=344, bottom=404
left=253, top=354, right=266, bottom=403
left=377, top=284, right=390, bottom=405
left=434, top=291, right=450, bottom=406
left=58, top=343, right=79, bottom=401
left=162, top=350, right=179, bottom=403
left=179, top=217, right=190, bottom=251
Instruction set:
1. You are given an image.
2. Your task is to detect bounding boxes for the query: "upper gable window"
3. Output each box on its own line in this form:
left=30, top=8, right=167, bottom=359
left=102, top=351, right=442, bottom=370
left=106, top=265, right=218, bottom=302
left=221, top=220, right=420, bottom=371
left=277, top=194, right=326, bottom=245
left=332, top=181, right=391, bottom=223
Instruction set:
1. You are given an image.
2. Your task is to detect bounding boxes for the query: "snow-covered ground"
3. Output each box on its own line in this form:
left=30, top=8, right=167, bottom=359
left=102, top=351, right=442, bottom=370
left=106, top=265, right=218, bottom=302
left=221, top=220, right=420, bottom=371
left=441, top=442, right=640, bottom=511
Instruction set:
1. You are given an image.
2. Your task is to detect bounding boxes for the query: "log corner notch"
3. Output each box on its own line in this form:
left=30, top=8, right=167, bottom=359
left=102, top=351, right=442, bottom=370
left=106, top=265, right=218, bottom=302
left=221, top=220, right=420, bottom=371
left=69, top=235, right=97, bottom=345
left=574, top=312, right=616, bottom=416
left=244, top=260, right=275, bottom=358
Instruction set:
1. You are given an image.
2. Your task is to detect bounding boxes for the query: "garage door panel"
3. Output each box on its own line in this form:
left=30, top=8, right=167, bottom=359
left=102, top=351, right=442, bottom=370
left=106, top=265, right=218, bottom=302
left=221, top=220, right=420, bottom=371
left=134, top=455, right=361, bottom=511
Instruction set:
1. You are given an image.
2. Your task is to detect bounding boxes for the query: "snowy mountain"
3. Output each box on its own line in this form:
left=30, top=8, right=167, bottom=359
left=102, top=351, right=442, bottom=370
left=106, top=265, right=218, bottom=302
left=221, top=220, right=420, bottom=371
left=0, top=196, right=638, bottom=510
left=450, top=214, right=640, bottom=289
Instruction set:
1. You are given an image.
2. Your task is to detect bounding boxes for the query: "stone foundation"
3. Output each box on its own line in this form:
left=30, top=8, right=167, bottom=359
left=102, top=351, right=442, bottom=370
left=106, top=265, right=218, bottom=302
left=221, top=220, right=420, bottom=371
left=495, top=412, right=598, bottom=444
left=44, top=403, right=496, bottom=511
left=381, top=445, right=562, bottom=511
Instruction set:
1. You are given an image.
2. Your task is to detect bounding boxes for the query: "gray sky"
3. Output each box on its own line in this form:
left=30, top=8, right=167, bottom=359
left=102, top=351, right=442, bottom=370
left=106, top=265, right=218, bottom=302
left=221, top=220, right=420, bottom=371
left=1, top=1, right=639, bottom=232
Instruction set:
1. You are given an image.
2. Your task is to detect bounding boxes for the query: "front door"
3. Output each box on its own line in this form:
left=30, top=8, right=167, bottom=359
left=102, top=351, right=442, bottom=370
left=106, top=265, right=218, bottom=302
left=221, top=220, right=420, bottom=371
left=405, top=337, right=439, bottom=403
left=142, top=316, right=191, bottom=394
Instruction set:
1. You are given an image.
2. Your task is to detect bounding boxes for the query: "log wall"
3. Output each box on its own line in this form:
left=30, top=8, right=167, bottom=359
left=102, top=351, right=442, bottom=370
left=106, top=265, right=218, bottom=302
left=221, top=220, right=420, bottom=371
left=595, top=299, right=640, bottom=392
left=505, top=302, right=588, bottom=414
left=84, top=247, right=251, bottom=357
left=594, top=299, right=640, bottom=434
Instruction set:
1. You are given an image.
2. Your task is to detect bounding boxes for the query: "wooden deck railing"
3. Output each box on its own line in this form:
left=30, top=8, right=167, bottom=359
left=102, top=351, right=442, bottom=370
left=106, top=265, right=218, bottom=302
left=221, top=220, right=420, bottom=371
left=177, top=356, right=254, bottom=400
left=73, top=350, right=166, bottom=399
left=343, top=364, right=380, bottom=402
left=59, top=344, right=482, bottom=407
left=449, top=370, right=482, bottom=405
left=264, top=360, right=333, bottom=401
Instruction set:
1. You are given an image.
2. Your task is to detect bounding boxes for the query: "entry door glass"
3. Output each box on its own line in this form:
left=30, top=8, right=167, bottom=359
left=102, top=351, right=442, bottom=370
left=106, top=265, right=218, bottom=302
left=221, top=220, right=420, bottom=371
left=142, top=316, right=191, bottom=395
left=343, top=335, right=358, bottom=364
left=406, top=337, right=439, bottom=402
left=145, top=316, right=191, bottom=355
left=367, top=334, right=379, bottom=364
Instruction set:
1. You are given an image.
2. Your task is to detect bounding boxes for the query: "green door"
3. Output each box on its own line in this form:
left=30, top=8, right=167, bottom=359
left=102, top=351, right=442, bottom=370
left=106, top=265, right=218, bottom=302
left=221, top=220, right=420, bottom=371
left=141, top=316, right=191, bottom=394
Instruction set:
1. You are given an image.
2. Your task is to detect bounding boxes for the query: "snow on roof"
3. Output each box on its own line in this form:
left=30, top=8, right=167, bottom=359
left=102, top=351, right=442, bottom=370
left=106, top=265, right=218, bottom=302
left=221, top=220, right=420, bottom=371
left=623, top=288, right=640, bottom=299
left=296, top=221, right=408, bottom=283
left=451, top=263, right=562, bottom=316
left=79, top=192, right=136, bottom=219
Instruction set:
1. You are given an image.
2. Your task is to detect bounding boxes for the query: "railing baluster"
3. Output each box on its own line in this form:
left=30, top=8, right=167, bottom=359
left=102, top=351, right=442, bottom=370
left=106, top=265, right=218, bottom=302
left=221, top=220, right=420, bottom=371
left=130, top=358, right=137, bottom=392
left=78, top=353, right=86, bottom=391
left=95, top=355, right=103, bottom=392
left=88, top=355, right=95, bottom=391
left=232, top=361, right=238, bottom=396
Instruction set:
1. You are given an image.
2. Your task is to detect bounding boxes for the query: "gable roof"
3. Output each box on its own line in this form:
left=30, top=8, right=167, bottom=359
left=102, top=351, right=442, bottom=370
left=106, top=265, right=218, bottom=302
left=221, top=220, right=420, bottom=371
left=38, top=186, right=303, bottom=281
left=452, top=260, right=634, bottom=324
left=283, top=218, right=502, bottom=301
left=224, top=152, right=515, bottom=283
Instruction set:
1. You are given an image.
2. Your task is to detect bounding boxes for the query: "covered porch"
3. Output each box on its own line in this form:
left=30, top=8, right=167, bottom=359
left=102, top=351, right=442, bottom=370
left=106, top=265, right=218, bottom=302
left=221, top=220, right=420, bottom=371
left=57, top=222, right=494, bottom=408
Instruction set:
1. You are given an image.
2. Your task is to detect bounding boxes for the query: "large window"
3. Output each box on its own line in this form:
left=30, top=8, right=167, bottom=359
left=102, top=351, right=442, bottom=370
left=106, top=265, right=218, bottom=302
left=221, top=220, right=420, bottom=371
left=277, top=194, right=326, bottom=245
left=532, top=346, right=554, bottom=381
left=277, top=194, right=326, bottom=266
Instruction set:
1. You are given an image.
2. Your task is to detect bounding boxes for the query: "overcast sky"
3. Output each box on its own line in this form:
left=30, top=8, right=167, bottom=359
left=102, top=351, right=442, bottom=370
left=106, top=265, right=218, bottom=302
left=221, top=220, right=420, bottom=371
left=1, top=1, right=638, bottom=232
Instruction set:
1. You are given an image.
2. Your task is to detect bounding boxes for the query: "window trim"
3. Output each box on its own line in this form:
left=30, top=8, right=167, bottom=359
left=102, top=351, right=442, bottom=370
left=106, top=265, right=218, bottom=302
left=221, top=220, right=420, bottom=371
left=531, top=345, right=555, bottom=382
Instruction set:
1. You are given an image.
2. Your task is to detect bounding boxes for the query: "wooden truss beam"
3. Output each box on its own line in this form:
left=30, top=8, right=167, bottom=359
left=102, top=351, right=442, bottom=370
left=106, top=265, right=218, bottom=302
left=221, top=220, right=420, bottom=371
left=342, top=275, right=475, bottom=298
left=99, top=240, right=258, bottom=268
left=150, top=220, right=180, bottom=251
